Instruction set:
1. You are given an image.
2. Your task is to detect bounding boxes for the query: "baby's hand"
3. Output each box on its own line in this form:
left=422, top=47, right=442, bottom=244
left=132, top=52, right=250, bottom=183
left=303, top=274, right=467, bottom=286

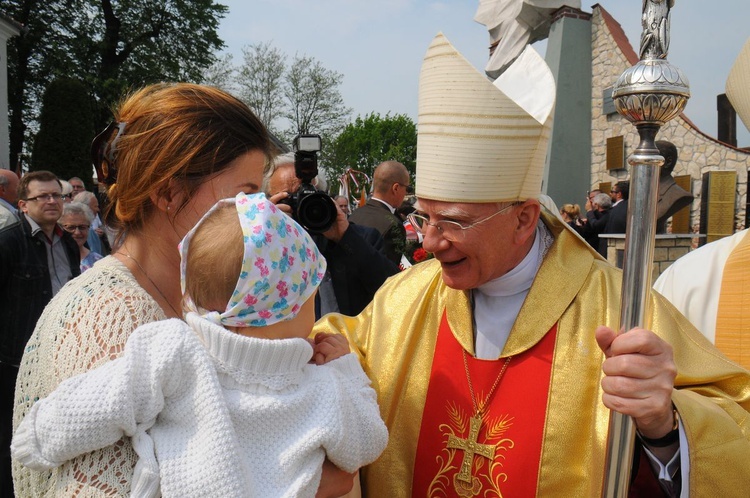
left=310, top=333, right=350, bottom=365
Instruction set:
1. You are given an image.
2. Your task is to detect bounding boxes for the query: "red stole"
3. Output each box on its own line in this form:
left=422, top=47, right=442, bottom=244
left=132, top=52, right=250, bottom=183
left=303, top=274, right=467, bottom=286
left=413, top=311, right=557, bottom=497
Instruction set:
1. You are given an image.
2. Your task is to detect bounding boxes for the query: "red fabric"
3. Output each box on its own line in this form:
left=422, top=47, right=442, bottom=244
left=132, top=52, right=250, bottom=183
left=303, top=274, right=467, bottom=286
left=412, top=311, right=557, bottom=497
left=628, top=445, right=669, bottom=497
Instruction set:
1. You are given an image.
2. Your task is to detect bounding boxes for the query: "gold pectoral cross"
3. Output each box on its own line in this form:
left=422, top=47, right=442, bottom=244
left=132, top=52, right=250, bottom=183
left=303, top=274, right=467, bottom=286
left=446, top=414, right=496, bottom=483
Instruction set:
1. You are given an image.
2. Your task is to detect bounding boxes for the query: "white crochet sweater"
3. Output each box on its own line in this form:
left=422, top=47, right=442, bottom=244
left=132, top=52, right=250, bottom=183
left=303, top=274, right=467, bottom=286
left=13, top=256, right=165, bottom=497
left=13, top=313, right=388, bottom=497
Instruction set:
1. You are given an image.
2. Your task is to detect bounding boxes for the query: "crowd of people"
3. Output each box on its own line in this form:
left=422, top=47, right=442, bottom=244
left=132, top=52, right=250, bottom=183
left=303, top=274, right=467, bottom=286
left=0, top=31, right=748, bottom=498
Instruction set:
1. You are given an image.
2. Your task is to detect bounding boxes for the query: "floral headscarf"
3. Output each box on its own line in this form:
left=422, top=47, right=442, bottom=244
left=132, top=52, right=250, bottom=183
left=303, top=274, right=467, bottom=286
left=179, top=192, right=326, bottom=327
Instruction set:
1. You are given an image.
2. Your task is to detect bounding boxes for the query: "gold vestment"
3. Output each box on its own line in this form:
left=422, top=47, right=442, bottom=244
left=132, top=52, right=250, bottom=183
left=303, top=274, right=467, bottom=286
left=314, top=213, right=750, bottom=496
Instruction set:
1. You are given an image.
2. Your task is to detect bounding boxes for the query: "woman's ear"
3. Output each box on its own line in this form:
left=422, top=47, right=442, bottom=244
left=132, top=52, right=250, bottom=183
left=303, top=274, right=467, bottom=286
left=149, top=178, right=181, bottom=214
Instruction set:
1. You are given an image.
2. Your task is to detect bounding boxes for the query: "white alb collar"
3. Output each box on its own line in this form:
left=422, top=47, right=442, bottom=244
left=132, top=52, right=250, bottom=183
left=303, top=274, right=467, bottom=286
left=476, top=224, right=544, bottom=297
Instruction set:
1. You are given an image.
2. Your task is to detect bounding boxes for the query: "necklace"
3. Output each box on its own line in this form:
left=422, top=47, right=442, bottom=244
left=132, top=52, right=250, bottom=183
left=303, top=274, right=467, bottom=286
left=446, top=351, right=512, bottom=486
left=120, top=251, right=181, bottom=318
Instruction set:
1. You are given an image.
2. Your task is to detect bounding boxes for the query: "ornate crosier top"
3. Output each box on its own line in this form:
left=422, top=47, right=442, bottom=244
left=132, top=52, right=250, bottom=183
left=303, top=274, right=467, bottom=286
left=640, top=0, right=675, bottom=60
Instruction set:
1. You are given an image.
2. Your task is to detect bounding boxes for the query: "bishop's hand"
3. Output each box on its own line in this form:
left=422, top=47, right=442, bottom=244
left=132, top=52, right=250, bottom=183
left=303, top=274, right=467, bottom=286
left=595, top=325, right=677, bottom=440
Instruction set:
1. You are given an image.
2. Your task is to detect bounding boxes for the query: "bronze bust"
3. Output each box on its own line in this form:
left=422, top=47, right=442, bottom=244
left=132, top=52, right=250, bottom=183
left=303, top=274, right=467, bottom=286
left=655, top=140, right=693, bottom=233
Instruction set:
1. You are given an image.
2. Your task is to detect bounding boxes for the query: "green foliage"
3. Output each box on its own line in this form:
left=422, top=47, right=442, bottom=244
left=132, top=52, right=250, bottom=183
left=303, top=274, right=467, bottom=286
left=6, top=0, right=228, bottom=165
left=31, top=78, right=96, bottom=185
left=201, top=53, right=237, bottom=94
left=282, top=55, right=352, bottom=143
left=236, top=42, right=285, bottom=136
left=323, top=113, right=417, bottom=190
left=231, top=43, right=351, bottom=146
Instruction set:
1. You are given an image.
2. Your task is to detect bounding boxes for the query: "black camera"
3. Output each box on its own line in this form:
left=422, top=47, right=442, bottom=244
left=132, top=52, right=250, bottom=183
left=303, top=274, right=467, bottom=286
left=281, top=134, right=337, bottom=233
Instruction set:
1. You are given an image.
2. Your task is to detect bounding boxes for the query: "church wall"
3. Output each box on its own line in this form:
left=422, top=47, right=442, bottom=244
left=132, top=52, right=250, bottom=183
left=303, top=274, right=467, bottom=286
left=590, top=6, right=750, bottom=232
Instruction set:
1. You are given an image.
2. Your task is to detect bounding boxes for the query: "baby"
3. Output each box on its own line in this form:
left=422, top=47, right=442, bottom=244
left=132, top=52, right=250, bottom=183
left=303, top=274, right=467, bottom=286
left=12, top=192, right=388, bottom=497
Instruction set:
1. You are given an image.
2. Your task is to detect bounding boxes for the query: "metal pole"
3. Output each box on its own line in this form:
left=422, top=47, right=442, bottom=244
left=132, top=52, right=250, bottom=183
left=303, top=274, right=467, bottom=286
left=602, top=2, right=690, bottom=496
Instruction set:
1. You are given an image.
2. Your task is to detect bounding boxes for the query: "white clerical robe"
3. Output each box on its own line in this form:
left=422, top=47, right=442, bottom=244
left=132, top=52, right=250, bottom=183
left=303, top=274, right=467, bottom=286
left=654, top=229, right=749, bottom=343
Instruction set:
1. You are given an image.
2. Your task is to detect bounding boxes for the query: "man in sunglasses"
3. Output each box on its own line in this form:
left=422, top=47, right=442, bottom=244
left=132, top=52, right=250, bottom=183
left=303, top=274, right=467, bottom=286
left=314, top=34, right=749, bottom=496
left=0, top=170, right=80, bottom=496
left=349, top=160, right=412, bottom=265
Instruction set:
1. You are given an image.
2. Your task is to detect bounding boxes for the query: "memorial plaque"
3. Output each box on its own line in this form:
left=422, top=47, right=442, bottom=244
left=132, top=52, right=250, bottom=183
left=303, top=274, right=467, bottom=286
left=670, top=175, right=692, bottom=233
left=699, top=171, right=736, bottom=244
left=606, top=136, right=625, bottom=170
left=598, top=182, right=612, bottom=195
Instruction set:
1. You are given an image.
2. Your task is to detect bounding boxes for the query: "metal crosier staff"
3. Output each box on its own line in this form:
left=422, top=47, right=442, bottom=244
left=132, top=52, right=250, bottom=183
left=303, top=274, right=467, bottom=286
left=602, top=1, right=690, bottom=496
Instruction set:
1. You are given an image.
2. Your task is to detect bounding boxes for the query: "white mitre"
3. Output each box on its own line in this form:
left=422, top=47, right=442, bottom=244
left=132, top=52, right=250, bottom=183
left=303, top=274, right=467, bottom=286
left=415, top=32, right=556, bottom=203
left=726, top=36, right=750, bottom=133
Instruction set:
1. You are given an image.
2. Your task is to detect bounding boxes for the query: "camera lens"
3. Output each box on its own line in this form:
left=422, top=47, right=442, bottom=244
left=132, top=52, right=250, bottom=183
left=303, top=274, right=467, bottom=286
left=297, top=192, right=337, bottom=233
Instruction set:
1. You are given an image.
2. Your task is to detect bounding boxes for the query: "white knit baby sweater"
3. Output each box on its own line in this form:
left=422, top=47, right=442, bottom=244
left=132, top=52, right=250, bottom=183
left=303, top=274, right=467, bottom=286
left=12, top=313, right=388, bottom=497
left=13, top=255, right=165, bottom=497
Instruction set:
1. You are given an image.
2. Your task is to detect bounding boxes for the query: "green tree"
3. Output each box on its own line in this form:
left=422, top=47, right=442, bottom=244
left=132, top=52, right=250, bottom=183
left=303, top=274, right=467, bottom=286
left=282, top=55, right=351, bottom=143
left=233, top=44, right=351, bottom=147
left=236, top=42, right=286, bottom=136
left=6, top=0, right=228, bottom=163
left=6, top=0, right=84, bottom=172
left=324, top=113, right=417, bottom=190
left=201, top=53, right=237, bottom=94
left=31, top=78, right=96, bottom=184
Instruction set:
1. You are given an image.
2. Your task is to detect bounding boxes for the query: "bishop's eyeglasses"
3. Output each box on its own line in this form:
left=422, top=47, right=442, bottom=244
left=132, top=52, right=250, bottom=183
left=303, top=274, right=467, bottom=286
left=407, top=202, right=520, bottom=242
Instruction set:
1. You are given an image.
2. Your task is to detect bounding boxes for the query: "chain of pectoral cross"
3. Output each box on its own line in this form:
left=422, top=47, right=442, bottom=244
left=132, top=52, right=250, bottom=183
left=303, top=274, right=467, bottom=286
left=446, top=351, right=512, bottom=484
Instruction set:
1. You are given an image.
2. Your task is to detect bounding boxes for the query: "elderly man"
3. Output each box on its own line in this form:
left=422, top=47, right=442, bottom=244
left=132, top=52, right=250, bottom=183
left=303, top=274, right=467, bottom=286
left=73, top=190, right=108, bottom=256
left=580, top=192, right=611, bottom=256
left=67, top=176, right=86, bottom=196
left=267, top=153, right=398, bottom=317
left=314, top=34, right=749, bottom=496
left=334, top=195, right=351, bottom=216
left=349, top=161, right=411, bottom=265
left=0, top=170, right=19, bottom=229
left=0, top=171, right=80, bottom=496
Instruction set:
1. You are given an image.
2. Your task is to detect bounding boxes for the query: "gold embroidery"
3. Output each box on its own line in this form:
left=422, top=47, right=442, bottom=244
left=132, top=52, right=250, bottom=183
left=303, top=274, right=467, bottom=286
left=447, top=416, right=495, bottom=483
left=428, top=403, right=514, bottom=497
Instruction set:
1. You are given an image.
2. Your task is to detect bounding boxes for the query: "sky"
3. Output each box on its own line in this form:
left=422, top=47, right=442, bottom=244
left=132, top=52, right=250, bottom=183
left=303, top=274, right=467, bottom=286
left=217, top=1, right=750, bottom=147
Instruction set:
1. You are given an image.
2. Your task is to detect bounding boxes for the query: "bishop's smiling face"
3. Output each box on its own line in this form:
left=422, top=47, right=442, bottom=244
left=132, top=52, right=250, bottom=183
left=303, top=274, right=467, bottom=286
left=418, top=198, right=538, bottom=290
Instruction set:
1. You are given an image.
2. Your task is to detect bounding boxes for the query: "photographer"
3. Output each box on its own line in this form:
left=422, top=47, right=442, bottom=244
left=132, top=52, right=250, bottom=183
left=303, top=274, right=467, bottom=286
left=266, top=149, right=398, bottom=317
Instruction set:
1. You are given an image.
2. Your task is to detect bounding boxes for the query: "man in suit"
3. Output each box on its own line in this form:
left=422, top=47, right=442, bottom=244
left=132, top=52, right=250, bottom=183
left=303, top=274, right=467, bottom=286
left=0, top=170, right=19, bottom=229
left=579, top=192, right=611, bottom=257
left=349, top=161, right=411, bottom=265
left=0, top=171, right=80, bottom=496
left=266, top=155, right=399, bottom=317
left=580, top=189, right=601, bottom=249
left=605, top=180, right=629, bottom=235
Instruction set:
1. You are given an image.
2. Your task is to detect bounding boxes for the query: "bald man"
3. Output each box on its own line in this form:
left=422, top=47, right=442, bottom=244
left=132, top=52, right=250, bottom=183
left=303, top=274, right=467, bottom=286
left=349, top=161, right=411, bottom=265
left=0, top=170, right=19, bottom=229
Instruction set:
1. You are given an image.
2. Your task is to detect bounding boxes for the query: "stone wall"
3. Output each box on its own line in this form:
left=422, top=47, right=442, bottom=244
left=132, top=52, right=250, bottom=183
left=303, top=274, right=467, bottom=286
left=602, top=234, right=700, bottom=283
left=590, top=6, right=750, bottom=232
